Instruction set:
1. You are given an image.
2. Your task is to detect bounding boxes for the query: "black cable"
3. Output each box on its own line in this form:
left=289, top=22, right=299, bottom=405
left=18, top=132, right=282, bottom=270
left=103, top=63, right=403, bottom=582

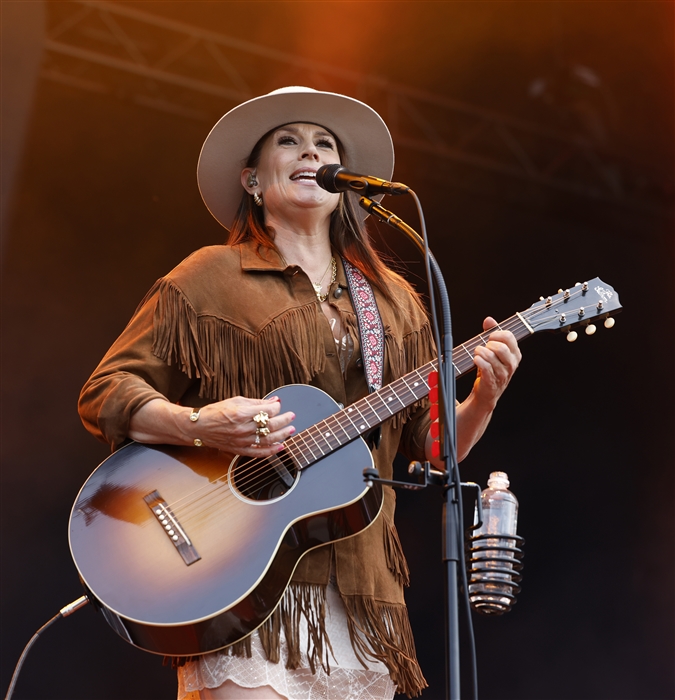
left=4, top=596, right=89, bottom=700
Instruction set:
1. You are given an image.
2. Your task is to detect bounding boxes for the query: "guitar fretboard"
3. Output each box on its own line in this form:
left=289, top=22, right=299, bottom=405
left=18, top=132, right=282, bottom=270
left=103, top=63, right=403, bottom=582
left=286, top=313, right=533, bottom=469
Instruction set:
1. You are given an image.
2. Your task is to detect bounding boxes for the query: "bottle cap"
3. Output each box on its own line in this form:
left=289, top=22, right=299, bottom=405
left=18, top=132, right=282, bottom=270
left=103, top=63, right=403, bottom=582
left=487, top=471, right=510, bottom=489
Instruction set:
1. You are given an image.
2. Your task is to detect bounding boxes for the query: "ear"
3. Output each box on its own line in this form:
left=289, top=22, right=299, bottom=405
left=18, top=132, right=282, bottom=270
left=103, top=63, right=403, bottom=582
left=241, top=168, right=257, bottom=194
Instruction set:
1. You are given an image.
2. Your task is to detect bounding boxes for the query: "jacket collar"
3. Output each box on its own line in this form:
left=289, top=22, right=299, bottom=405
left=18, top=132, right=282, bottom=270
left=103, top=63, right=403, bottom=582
left=238, top=240, right=287, bottom=272
left=237, top=239, right=349, bottom=292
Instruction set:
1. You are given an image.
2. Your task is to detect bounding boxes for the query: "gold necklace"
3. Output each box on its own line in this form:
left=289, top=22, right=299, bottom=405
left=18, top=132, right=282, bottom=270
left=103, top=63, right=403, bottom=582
left=313, top=257, right=336, bottom=303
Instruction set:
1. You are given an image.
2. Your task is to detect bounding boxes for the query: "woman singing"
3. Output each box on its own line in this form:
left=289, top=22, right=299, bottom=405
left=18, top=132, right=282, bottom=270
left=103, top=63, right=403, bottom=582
left=79, top=86, right=521, bottom=700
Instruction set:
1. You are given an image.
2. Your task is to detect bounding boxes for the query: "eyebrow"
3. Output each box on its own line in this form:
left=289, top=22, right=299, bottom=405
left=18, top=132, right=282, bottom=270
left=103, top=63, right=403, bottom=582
left=276, top=125, right=335, bottom=140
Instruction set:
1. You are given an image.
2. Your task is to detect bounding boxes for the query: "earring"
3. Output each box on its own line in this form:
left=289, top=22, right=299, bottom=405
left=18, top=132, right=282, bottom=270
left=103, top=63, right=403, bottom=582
left=253, top=192, right=263, bottom=207
left=247, top=172, right=258, bottom=188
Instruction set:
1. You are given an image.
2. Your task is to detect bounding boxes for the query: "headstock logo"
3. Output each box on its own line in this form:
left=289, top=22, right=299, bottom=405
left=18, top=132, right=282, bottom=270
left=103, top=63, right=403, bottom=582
left=594, top=286, right=613, bottom=303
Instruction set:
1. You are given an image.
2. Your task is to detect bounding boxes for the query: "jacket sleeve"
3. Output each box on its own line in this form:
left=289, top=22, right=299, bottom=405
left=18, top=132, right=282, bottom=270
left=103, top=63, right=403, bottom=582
left=78, top=285, right=195, bottom=450
left=398, top=403, right=431, bottom=462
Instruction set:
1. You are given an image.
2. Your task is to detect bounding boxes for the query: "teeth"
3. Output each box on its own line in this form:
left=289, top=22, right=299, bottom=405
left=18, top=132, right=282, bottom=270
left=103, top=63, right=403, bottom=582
left=291, top=171, right=316, bottom=181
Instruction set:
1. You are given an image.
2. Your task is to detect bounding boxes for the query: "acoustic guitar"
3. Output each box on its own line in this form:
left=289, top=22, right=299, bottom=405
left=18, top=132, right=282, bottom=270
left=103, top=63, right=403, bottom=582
left=69, top=279, right=621, bottom=656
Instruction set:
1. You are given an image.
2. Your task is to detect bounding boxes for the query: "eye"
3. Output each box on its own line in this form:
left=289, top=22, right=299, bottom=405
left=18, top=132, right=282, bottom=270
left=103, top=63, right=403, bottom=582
left=316, top=138, right=335, bottom=149
left=277, top=135, right=297, bottom=146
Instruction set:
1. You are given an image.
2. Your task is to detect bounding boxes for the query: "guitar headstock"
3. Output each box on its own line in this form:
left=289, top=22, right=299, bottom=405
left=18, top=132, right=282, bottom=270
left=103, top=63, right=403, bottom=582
left=522, top=278, right=621, bottom=341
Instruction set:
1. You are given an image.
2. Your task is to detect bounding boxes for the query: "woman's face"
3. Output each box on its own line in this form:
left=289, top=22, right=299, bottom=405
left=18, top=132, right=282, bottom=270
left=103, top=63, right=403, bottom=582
left=241, top=122, right=341, bottom=222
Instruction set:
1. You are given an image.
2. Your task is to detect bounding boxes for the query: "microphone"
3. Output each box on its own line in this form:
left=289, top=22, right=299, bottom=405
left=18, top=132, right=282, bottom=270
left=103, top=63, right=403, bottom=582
left=315, top=164, right=410, bottom=196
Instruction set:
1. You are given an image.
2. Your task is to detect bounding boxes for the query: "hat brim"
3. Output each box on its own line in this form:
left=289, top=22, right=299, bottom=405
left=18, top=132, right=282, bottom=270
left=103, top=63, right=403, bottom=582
left=197, top=87, right=395, bottom=229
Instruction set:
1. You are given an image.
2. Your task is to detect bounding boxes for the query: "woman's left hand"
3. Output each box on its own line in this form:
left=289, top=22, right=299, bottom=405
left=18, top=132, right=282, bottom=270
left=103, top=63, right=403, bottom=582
left=470, top=316, right=522, bottom=410
left=431, top=316, right=521, bottom=463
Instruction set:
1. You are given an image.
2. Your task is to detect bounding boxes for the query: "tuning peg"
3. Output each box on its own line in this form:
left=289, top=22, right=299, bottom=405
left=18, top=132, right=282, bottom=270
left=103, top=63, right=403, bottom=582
left=567, top=330, right=578, bottom=342
left=604, top=317, right=616, bottom=329
left=585, top=324, right=597, bottom=335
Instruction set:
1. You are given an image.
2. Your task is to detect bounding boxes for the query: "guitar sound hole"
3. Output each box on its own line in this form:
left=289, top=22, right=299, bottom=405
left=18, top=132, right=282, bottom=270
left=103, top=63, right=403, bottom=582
left=232, top=450, right=298, bottom=501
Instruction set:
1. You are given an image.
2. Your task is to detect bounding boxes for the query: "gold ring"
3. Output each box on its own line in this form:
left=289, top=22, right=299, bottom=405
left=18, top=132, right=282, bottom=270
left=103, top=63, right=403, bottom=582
left=253, top=411, right=270, bottom=429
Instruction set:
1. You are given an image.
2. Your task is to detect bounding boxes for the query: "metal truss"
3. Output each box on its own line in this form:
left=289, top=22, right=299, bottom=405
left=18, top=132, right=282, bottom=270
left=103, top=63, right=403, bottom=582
left=41, top=0, right=672, bottom=214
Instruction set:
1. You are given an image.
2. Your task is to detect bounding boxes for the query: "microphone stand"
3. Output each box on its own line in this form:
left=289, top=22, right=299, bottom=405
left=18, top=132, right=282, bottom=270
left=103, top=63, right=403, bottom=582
left=358, top=196, right=468, bottom=700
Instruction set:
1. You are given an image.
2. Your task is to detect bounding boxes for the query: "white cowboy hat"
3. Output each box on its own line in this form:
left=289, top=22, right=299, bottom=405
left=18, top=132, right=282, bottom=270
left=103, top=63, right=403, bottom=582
left=197, top=86, right=395, bottom=229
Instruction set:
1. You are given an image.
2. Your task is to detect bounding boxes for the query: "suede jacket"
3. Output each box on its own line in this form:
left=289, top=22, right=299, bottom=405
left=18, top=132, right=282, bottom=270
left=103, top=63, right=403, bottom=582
left=78, top=241, right=435, bottom=696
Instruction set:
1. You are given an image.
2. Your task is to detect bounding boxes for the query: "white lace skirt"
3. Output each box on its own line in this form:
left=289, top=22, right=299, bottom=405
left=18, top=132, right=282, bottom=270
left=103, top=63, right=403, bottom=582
left=177, top=582, right=396, bottom=700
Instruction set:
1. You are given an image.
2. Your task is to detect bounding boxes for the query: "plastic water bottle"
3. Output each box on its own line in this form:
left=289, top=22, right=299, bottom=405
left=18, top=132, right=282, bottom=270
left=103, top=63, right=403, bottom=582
left=468, top=471, right=520, bottom=613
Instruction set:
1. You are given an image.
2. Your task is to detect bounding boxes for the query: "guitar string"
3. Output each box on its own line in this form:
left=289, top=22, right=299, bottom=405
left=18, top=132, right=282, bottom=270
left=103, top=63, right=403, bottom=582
left=172, top=301, right=543, bottom=511
left=170, top=313, right=517, bottom=513
left=172, top=358, right=441, bottom=522
left=172, top=363, right=473, bottom=525
left=169, top=304, right=558, bottom=522
left=167, top=288, right=606, bottom=520
left=174, top=370, right=436, bottom=526
left=169, top=300, right=571, bottom=522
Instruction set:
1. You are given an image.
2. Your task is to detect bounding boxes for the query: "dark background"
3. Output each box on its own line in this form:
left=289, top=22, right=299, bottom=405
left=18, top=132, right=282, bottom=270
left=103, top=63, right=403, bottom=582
left=2, top=2, right=673, bottom=699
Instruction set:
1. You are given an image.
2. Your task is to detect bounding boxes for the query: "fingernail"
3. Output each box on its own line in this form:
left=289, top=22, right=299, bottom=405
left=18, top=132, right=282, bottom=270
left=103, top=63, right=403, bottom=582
left=276, top=443, right=285, bottom=452
left=291, top=413, right=296, bottom=420
left=269, top=396, right=280, bottom=402
left=289, top=427, right=296, bottom=435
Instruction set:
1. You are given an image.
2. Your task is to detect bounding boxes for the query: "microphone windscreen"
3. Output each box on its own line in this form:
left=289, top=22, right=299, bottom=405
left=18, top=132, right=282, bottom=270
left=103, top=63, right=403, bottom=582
left=315, top=164, right=344, bottom=193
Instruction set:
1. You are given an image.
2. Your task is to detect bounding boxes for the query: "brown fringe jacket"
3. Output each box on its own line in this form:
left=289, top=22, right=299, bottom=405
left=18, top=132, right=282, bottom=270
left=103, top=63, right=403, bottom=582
left=78, top=241, right=435, bottom=697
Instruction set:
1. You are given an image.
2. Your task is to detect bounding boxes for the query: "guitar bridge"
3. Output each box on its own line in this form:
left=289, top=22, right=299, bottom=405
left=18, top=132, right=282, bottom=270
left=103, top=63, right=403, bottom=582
left=144, top=490, right=201, bottom=566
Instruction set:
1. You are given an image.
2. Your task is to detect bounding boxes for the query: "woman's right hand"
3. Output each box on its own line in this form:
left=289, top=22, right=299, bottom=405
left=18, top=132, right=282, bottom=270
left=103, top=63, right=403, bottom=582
left=128, top=395, right=296, bottom=457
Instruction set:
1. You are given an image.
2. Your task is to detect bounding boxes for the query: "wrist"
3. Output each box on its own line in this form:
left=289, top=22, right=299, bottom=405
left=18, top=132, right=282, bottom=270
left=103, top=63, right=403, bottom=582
left=464, top=387, right=497, bottom=415
left=162, top=404, right=203, bottom=446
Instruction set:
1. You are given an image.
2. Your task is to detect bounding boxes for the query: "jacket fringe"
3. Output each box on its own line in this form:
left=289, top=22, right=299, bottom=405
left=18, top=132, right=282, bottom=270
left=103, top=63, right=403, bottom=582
left=166, top=572, right=424, bottom=694
left=342, top=595, right=428, bottom=698
left=226, top=584, right=426, bottom=697
left=383, top=516, right=411, bottom=587
left=385, top=322, right=436, bottom=429
left=151, top=279, right=326, bottom=400
left=256, top=583, right=332, bottom=674
left=165, top=634, right=252, bottom=670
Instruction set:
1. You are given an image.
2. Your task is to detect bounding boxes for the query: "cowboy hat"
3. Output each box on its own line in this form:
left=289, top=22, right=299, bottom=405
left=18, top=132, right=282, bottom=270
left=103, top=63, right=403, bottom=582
left=197, top=86, right=395, bottom=229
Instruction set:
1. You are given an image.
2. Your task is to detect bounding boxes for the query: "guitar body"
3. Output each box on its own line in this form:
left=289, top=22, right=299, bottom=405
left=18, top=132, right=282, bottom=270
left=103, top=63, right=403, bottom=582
left=69, top=384, right=382, bottom=656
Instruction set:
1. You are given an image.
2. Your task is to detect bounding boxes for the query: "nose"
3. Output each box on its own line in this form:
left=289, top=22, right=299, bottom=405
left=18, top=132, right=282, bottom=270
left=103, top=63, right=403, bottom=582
left=300, top=143, right=320, bottom=161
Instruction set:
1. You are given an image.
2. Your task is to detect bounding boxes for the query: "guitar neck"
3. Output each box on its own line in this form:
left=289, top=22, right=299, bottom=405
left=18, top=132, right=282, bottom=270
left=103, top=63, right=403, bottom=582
left=287, top=313, right=532, bottom=469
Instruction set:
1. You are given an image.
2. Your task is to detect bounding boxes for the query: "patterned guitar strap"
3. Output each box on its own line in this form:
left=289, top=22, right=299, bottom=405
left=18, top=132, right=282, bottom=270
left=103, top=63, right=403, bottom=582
left=342, top=258, right=385, bottom=448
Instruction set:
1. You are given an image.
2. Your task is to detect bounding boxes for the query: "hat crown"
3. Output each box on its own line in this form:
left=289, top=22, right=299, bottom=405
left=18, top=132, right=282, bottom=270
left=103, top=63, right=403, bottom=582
left=197, top=86, right=395, bottom=229
left=267, top=86, right=317, bottom=96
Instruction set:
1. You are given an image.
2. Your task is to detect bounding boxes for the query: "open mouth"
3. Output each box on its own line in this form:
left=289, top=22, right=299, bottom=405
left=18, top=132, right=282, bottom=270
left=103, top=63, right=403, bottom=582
left=290, top=170, right=317, bottom=182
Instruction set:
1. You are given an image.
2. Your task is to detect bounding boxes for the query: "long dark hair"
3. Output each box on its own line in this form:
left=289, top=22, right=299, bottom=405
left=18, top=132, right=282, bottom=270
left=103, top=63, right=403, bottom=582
left=227, top=125, right=422, bottom=306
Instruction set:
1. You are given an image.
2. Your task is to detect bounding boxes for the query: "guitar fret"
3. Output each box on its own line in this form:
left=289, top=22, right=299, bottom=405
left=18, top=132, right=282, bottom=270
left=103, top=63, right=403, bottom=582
left=290, top=311, right=545, bottom=470
left=361, top=396, right=381, bottom=425
left=370, top=388, right=396, bottom=418
left=350, top=403, right=372, bottom=432
left=292, top=430, right=322, bottom=464
left=397, top=374, right=419, bottom=404
left=340, top=406, right=362, bottom=437
left=377, top=390, right=395, bottom=415
left=285, top=437, right=310, bottom=469
left=307, top=425, right=332, bottom=452
left=334, top=413, right=357, bottom=442
left=317, top=420, right=343, bottom=451
left=379, top=385, right=405, bottom=413
left=304, top=428, right=326, bottom=458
